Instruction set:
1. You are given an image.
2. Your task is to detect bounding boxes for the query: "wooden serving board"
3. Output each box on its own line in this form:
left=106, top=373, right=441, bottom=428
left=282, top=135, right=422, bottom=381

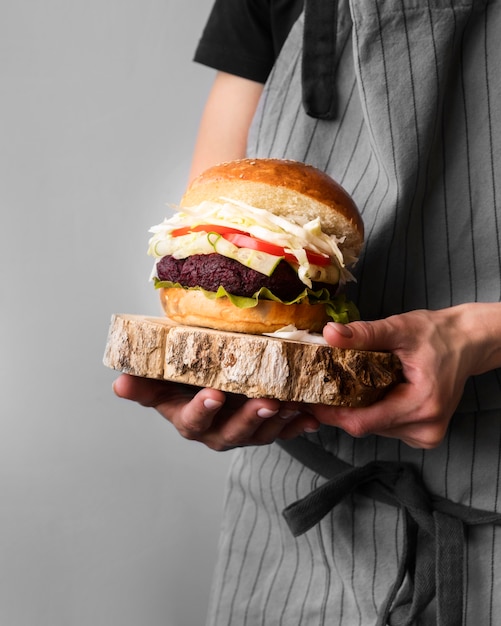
left=103, top=314, right=402, bottom=407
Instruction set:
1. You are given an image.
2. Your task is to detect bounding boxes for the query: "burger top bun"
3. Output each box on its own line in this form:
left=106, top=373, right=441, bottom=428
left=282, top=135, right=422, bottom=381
left=181, top=158, right=364, bottom=259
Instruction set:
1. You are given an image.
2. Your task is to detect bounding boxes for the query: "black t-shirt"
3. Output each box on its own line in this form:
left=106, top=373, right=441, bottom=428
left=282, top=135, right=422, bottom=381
left=194, top=0, right=304, bottom=84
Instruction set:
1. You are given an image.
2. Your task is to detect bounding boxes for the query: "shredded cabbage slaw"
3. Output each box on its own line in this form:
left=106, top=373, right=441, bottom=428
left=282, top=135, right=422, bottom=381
left=148, top=198, right=354, bottom=288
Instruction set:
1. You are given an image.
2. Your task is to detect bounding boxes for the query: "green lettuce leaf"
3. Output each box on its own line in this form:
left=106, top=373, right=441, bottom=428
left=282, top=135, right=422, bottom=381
left=153, top=279, right=360, bottom=323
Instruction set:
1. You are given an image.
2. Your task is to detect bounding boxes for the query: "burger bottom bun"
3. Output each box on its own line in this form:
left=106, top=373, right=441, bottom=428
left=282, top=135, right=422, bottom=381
left=159, top=287, right=330, bottom=334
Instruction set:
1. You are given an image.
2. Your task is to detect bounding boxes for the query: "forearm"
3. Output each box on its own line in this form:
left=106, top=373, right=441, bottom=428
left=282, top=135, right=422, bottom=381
left=446, top=302, right=501, bottom=377
left=188, top=72, right=264, bottom=182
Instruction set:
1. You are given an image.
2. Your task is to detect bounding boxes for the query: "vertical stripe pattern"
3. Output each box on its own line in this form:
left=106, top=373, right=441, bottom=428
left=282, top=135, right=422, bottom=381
left=205, top=0, right=501, bottom=624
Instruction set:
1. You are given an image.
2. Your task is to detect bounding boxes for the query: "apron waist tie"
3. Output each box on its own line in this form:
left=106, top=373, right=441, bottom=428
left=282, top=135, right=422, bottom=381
left=277, top=437, right=501, bottom=626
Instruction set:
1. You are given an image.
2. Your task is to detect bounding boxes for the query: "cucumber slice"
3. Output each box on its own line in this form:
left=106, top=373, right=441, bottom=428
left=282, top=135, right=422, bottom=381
left=210, top=233, right=282, bottom=276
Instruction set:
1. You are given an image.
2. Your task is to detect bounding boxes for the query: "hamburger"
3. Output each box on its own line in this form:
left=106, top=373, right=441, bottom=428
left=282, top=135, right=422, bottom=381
left=147, top=158, right=364, bottom=334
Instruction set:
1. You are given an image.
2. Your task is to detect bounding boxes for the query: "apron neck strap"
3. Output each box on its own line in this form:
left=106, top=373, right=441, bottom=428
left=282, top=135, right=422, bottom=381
left=302, top=0, right=339, bottom=120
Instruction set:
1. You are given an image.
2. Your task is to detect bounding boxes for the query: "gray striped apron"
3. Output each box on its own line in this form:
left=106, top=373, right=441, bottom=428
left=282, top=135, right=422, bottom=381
left=205, top=1, right=501, bottom=624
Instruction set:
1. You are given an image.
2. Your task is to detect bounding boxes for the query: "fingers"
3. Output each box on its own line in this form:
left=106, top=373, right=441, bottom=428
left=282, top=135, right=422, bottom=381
left=180, top=397, right=280, bottom=449
left=201, top=402, right=320, bottom=451
left=323, top=318, right=399, bottom=352
left=113, top=374, right=320, bottom=451
left=113, top=373, right=231, bottom=432
left=311, top=383, right=451, bottom=449
left=113, top=373, right=197, bottom=407
left=321, top=310, right=467, bottom=448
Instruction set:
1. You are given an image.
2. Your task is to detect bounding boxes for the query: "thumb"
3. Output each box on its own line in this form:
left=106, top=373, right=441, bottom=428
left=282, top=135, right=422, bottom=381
left=323, top=319, right=396, bottom=352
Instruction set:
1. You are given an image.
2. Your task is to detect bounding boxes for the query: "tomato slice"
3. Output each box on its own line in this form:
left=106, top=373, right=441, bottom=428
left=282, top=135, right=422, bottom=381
left=171, top=224, right=331, bottom=266
left=225, top=233, right=330, bottom=267
left=171, top=224, right=247, bottom=237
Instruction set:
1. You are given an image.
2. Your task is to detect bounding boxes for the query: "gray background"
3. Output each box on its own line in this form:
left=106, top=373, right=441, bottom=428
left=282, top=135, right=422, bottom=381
left=1, top=1, right=233, bottom=624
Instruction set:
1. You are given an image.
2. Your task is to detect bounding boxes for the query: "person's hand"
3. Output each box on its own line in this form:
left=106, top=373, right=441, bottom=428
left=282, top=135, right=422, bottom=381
left=311, top=303, right=501, bottom=448
left=112, top=374, right=320, bottom=451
